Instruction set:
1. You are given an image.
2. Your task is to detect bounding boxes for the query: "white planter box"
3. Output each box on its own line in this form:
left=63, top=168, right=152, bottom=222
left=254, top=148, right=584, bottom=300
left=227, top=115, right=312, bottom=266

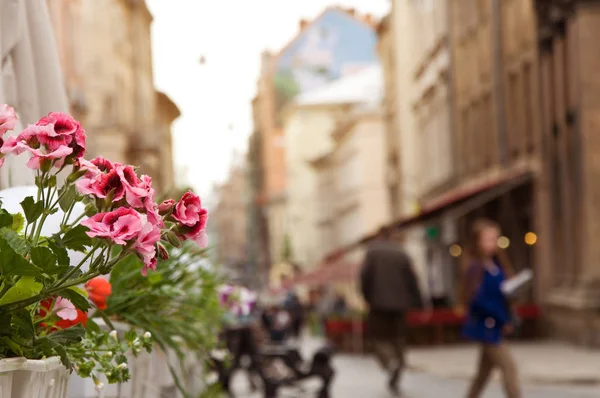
left=0, top=357, right=70, bottom=398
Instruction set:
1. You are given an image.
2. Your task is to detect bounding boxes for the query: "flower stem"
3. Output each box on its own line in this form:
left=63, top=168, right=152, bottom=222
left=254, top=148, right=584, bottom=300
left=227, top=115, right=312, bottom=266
left=53, top=243, right=102, bottom=289
left=0, top=272, right=101, bottom=313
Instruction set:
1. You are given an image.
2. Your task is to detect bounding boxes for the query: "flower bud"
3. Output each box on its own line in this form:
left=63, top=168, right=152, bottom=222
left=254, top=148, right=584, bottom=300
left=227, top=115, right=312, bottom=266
left=95, top=382, right=105, bottom=392
left=109, top=330, right=118, bottom=341
left=85, top=203, right=96, bottom=217
left=158, top=199, right=175, bottom=215
left=117, top=363, right=128, bottom=370
left=40, top=159, right=52, bottom=173
left=164, top=231, right=182, bottom=248
left=143, top=331, right=152, bottom=340
left=157, top=244, right=169, bottom=260
left=104, top=188, right=116, bottom=206
left=66, top=168, right=88, bottom=184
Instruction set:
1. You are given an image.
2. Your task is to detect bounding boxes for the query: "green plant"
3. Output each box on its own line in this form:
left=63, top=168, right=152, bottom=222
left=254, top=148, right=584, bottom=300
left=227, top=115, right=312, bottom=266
left=105, top=242, right=224, bottom=397
left=0, top=106, right=209, bottom=387
left=68, top=326, right=152, bottom=391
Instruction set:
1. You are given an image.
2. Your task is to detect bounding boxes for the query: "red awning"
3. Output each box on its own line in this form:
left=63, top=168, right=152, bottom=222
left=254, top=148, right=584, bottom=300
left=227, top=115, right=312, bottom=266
left=292, top=262, right=361, bottom=287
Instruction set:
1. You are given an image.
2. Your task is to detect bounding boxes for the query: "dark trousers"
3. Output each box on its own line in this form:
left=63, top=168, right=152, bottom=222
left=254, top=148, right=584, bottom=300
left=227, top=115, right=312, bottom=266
left=367, top=311, right=407, bottom=374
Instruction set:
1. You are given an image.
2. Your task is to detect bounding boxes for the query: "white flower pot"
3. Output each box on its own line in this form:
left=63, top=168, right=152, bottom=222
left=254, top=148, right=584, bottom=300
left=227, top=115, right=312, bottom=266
left=0, top=357, right=70, bottom=398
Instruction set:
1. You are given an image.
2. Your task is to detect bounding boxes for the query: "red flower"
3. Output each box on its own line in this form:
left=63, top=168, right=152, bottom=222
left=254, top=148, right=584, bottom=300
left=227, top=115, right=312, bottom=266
left=39, top=297, right=88, bottom=329
left=55, top=309, right=88, bottom=329
left=85, top=277, right=112, bottom=310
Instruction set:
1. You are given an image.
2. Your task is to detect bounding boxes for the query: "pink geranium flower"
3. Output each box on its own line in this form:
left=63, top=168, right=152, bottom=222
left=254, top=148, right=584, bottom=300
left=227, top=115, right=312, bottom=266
left=171, top=191, right=209, bottom=247
left=173, top=191, right=204, bottom=227
left=77, top=156, right=115, bottom=177
left=37, top=112, right=86, bottom=159
left=0, top=104, right=18, bottom=136
left=81, top=207, right=143, bottom=245
left=76, top=168, right=126, bottom=202
left=133, top=218, right=161, bottom=274
left=178, top=213, right=209, bottom=248
left=54, top=297, right=77, bottom=321
left=116, top=165, right=148, bottom=208
left=139, top=175, right=163, bottom=227
left=1, top=131, right=74, bottom=170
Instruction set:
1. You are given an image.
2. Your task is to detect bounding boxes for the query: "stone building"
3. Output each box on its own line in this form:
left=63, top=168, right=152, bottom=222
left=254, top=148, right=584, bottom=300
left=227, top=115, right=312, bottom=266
left=213, top=160, right=249, bottom=275
left=376, top=0, right=456, bottom=299
left=533, top=0, right=600, bottom=345
left=249, top=8, right=379, bottom=280
left=47, top=0, right=175, bottom=193
left=309, top=69, right=389, bottom=264
left=153, top=92, right=179, bottom=195
left=419, top=0, right=600, bottom=344
left=284, top=65, right=385, bottom=269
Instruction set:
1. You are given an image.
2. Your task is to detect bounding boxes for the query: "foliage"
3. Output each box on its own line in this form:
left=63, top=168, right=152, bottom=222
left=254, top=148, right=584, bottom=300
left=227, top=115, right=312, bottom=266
left=67, top=322, right=152, bottom=390
left=281, top=233, right=294, bottom=263
left=0, top=106, right=209, bottom=387
left=104, top=242, right=224, bottom=397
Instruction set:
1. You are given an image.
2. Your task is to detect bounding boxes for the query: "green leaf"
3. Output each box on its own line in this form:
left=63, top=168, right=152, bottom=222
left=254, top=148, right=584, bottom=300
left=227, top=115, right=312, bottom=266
left=10, top=213, right=24, bottom=233
left=47, top=240, right=70, bottom=267
left=34, top=337, right=72, bottom=370
left=11, top=309, right=34, bottom=342
left=54, top=344, right=71, bottom=370
left=85, top=318, right=101, bottom=335
left=47, top=325, right=85, bottom=345
left=62, top=225, right=92, bottom=252
left=0, top=277, right=43, bottom=306
left=20, top=196, right=44, bottom=224
left=0, top=210, right=13, bottom=228
left=0, top=236, right=40, bottom=278
left=30, top=246, right=58, bottom=274
left=0, top=313, right=12, bottom=337
left=59, top=185, right=78, bottom=213
left=57, top=288, right=91, bottom=312
left=0, top=227, right=29, bottom=256
left=0, top=336, right=23, bottom=356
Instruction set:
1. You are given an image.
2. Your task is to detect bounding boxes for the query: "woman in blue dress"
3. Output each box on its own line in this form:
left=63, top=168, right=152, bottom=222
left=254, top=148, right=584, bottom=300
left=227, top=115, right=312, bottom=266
left=461, top=218, right=521, bottom=398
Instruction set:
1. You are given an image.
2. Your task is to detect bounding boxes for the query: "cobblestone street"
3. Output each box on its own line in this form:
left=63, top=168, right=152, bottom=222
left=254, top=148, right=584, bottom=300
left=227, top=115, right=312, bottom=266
left=230, top=339, right=600, bottom=397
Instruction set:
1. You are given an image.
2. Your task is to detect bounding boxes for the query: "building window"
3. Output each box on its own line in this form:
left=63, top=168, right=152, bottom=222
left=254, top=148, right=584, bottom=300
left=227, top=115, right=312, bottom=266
left=522, top=62, right=534, bottom=152
left=508, top=72, right=521, bottom=157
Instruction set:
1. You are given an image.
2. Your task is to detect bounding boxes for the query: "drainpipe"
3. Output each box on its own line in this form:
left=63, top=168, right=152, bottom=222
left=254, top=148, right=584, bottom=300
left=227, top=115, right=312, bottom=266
left=492, top=0, right=508, bottom=165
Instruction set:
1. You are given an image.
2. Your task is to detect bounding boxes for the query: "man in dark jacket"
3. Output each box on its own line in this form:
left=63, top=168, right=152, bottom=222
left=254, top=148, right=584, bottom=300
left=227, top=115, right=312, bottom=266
left=360, top=226, right=423, bottom=396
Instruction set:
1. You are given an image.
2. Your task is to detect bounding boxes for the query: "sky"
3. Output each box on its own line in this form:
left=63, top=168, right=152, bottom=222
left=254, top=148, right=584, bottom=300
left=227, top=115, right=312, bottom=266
left=146, top=0, right=390, bottom=200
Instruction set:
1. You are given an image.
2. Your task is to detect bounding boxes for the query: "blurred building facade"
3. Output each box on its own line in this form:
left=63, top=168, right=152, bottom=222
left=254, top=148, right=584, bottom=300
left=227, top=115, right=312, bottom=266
left=369, top=0, right=600, bottom=345
left=213, top=158, right=249, bottom=275
left=47, top=0, right=176, bottom=194
left=533, top=0, right=600, bottom=345
left=249, top=7, right=379, bottom=285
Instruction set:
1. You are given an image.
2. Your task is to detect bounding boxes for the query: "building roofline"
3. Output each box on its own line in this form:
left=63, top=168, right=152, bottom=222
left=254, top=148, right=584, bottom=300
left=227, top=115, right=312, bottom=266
left=155, top=91, right=181, bottom=120
left=273, top=6, right=377, bottom=66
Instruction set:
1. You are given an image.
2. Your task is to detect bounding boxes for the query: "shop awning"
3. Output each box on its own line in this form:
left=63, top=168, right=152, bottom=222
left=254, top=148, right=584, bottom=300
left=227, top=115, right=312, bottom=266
left=292, top=261, right=362, bottom=287
left=394, top=169, right=533, bottom=228
left=310, top=167, right=534, bottom=279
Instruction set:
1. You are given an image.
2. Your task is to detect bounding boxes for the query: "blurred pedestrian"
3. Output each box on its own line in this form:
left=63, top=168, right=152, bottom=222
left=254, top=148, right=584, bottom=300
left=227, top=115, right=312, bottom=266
left=360, top=226, right=423, bottom=396
left=284, top=291, right=305, bottom=340
left=461, top=218, right=521, bottom=398
left=333, top=294, right=347, bottom=315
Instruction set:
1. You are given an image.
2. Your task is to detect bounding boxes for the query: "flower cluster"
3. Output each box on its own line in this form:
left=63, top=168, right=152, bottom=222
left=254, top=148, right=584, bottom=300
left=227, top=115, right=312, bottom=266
left=0, top=105, right=208, bottom=276
left=0, top=105, right=209, bottom=378
left=217, top=285, right=257, bottom=317
left=75, top=157, right=208, bottom=275
left=1, top=111, right=86, bottom=170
